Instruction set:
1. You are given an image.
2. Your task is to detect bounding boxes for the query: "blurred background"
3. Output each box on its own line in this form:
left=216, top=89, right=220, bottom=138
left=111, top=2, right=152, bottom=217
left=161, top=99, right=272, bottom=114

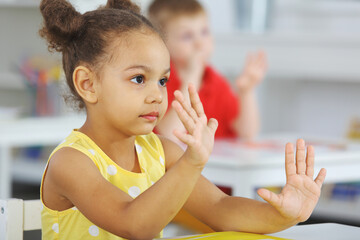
left=0, top=0, right=360, bottom=239
left=1, top=0, right=360, bottom=136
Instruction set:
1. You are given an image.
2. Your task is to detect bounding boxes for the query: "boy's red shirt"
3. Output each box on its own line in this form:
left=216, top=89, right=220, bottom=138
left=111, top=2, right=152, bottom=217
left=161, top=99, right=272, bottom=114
left=165, top=65, right=240, bottom=139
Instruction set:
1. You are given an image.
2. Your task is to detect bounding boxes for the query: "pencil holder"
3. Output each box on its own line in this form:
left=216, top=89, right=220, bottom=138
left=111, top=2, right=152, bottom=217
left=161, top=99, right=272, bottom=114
left=19, top=56, right=62, bottom=117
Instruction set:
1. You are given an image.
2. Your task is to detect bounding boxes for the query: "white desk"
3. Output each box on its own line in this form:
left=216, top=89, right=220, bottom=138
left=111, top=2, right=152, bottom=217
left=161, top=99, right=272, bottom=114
left=0, top=115, right=85, bottom=198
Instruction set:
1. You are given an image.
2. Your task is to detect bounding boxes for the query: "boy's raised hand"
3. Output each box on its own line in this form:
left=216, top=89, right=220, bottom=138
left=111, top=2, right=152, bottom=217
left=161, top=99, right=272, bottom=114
left=236, top=50, right=267, bottom=93
left=257, top=139, right=327, bottom=223
left=172, top=83, right=218, bottom=168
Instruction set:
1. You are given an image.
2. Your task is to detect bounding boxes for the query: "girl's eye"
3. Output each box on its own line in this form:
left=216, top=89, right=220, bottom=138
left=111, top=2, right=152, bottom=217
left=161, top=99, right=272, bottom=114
left=158, top=77, right=168, bottom=87
left=130, top=75, right=144, bottom=84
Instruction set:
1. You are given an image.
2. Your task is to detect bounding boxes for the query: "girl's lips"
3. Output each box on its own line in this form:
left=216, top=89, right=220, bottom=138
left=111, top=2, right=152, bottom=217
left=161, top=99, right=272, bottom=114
left=140, top=112, right=159, bottom=121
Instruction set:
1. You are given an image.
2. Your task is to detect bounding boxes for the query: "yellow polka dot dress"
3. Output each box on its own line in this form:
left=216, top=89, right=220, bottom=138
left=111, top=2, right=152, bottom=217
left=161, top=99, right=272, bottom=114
left=40, top=130, right=165, bottom=239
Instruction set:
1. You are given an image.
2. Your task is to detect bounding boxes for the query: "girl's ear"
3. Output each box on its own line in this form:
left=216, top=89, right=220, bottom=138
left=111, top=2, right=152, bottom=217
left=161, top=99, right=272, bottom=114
left=73, top=66, right=98, bottom=104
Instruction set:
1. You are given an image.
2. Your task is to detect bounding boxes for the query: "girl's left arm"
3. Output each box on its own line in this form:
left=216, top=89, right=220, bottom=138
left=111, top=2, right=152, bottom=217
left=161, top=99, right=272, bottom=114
left=161, top=137, right=326, bottom=234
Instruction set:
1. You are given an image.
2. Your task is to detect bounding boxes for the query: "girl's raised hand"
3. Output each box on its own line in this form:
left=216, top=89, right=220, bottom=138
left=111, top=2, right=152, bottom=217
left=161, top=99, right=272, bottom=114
left=257, top=139, right=327, bottom=223
left=172, top=83, right=218, bottom=168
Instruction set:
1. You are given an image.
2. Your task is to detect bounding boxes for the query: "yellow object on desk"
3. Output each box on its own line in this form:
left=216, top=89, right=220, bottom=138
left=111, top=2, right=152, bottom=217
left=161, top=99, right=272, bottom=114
left=157, top=231, right=290, bottom=240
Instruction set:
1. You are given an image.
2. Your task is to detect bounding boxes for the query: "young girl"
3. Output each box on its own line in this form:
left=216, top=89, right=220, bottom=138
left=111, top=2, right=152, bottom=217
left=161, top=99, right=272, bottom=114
left=39, top=0, right=326, bottom=239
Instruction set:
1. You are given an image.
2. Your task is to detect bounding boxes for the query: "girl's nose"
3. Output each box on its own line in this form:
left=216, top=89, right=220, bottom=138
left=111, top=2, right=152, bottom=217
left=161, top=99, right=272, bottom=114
left=145, top=84, right=163, bottom=104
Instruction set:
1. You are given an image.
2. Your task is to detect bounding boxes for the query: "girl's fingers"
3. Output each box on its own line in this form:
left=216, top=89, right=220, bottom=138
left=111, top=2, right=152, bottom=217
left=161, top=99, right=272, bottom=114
left=306, top=145, right=315, bottom=179
left=174, top=90, right=198, bottom=123
left=257, top=188, right=281, bottom=209
left=285, top=143, right=296, bottom=181
left=207, top=118, right=218, bottom=135
left=188, top=83, right=206, bottom=120
left=173, top=129, right=194, bottom=146
left=314, top=168, right=327, bottom=188
left=172, top=100, right=195, bottom=134
left=296, top=139, right=306, bottom=175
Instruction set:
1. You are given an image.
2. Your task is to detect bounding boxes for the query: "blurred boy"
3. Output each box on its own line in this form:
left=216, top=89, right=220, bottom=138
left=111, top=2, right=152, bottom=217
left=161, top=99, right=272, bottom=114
left=148, top=0, right=267, bottom=142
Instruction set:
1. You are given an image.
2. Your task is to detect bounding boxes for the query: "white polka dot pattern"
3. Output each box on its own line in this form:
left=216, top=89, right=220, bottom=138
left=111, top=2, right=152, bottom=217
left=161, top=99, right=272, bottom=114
left=52, top=223, right=59, bottom=233
left=135, top=144, right=142, bottom=153
left=88, top=225, right=99, bottom=236
left=89, top=149, right=95, bottom=155
left=159, top=156, right=164, bottom=166
left=107, top=165, right=117, bottom=175
left=128, top=186, right=141, bottom=198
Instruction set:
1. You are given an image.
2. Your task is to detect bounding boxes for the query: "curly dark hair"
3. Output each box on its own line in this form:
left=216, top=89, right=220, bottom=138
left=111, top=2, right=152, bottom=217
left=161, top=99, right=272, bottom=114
left=39, top=0, right=159, bottom=109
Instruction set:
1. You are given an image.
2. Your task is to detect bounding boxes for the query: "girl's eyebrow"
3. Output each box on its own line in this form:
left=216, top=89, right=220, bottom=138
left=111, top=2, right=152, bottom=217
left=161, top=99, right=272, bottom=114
left=125, top=65, right=171, bottom=75
left=125, top=65, right=151, bottom=72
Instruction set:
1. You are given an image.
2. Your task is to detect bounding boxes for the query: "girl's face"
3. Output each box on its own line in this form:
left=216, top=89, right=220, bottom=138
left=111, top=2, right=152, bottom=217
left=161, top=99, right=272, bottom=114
left=164, top=12, right=214, bottom=65
left=94, top=31, right=170, bottom=136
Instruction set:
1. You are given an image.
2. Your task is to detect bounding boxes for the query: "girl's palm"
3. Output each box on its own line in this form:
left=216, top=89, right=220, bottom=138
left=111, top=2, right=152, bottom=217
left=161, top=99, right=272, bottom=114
left=258, top=140, right=326, bottom=222
left=172, top=84, right=218, bottom=167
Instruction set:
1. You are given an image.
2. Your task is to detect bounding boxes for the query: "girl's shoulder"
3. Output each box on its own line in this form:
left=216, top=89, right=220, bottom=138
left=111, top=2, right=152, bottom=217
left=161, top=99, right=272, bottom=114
left=47, top=144, right=98, bottom=181
left=49, top=130, right=101, bottom=162
left=44, top=130, right=101, bottom=184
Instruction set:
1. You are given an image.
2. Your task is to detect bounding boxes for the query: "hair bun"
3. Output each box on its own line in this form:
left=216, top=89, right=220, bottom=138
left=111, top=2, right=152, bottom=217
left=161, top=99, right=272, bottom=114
left=39, top=0, right=84, bottom=52
left=105, top=0, right=140, bottom=14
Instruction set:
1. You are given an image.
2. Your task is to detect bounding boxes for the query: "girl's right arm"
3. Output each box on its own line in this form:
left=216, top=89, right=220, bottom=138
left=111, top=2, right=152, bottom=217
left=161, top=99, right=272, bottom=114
left=43, top=84, right=217, bottom=240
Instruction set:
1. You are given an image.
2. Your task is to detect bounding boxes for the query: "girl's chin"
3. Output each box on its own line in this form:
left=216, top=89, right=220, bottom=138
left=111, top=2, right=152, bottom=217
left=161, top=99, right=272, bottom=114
left=136, top=127, right=156, bottom=136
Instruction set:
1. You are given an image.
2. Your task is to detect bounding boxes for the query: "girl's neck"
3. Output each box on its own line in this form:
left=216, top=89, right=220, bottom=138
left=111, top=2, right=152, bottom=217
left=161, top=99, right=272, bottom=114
left=78, top=117, right=141, bottom=173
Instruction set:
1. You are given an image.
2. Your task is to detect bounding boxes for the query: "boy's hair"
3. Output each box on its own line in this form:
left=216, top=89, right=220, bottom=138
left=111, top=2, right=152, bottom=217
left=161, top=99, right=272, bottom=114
left=39, top=0, right=159, bottom=109
left=148, top=0, right=205, bottom=30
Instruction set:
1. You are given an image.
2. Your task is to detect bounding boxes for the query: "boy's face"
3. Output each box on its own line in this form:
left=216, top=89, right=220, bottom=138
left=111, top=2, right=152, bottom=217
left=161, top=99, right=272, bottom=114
left=164, top=12, right=213, bottom=65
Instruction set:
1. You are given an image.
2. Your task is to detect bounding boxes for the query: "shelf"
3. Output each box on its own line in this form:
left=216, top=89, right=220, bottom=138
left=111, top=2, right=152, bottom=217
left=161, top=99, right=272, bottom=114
left=212, top=32, right=360, bottom=83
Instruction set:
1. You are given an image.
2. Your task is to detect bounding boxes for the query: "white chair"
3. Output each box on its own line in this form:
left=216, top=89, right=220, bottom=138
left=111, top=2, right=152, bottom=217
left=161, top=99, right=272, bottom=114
left=0, top=199, right=42, bottom=240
